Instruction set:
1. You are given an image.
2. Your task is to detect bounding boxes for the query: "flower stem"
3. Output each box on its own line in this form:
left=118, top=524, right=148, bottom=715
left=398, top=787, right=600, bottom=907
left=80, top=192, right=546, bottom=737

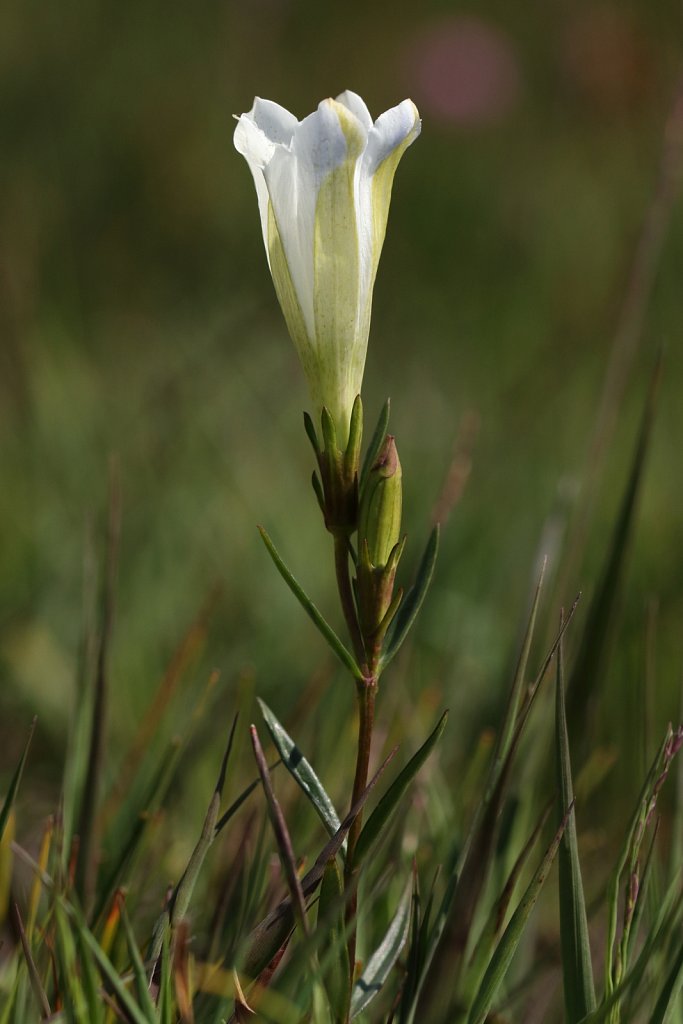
left=344, top=678, right=377, bottom=979
left=332, top=531, right=377, bottom=1005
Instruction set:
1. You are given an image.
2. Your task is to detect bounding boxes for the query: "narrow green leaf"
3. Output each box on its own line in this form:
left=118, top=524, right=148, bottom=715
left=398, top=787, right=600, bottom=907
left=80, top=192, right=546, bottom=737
left=13, top=902, right=51, bottom=1019
left=251, top=724, right=309, bottom=937
left=568, top=356, right=661, bottom=737
left=556, top=625, right=596, bottom=1021
left=54, top=902, right=90, bottom=1023
left=215, top=767, right=277, bottom=840
left=78, top=919, right=151, bottom=1024
left=158, top=920, right=173, bottom=1024
left=257, top=698, right=342, bottom=842
left=467, top=805, right=571, bottom=1024
left=0, top=717, right=35, bottom=841
left=495, top=557, right=547, bottom=770
left=606, top=725, right=682, bottom=997
left=353, top=710, right=448, bottom=867
left=379, top=525, right=439, bottom=672
left=150, top=720, right=238, bottom=967
left=75, top=459, right=121, bottom=913
left=350, top=878, right=412, bottom=1019
left=93, top=737, right=182, bottom=923
left=258, top=526, right=364, bottom=682
left=463, top=801, right=551, bottom=1003
left=649, top=940, right=683, bottom=1024
left=120, top=899, right=158, bottom=1018
left=238, top=746, right=396, bottom=979
left=578, top=872, right=682, bottom=1024
left=360, top=398, right=391, bottom=489
left=437, top=601, right=579, bottom=986
left=397, top=868, right=456, bottom=1024
left=318, top=858, right=351, bottom=1023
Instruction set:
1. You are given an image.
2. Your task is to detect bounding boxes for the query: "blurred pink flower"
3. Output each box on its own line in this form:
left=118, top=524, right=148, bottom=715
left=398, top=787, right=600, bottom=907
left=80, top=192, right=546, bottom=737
left=408, top=16, right=521, bottom=126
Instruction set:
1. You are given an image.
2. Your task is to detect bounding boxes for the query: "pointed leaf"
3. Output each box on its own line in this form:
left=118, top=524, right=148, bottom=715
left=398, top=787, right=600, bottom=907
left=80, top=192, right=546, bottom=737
left=568, top=357, right=660, bottom=735
left=379, top=526, right=439, bottom=672
left=0, top=718, right=35, bottom=841
left=258, top=526, right=364, bottom=682
left=238, top=747, right=396, bottom=979
left=258, top=698, right=342, bottom=842
left=467, top=805, right=571, bottom=1024
left=304, top=411, right=321, bottom=457
left=318, top=859, right=351, bottom=1023
left=119, top=899, right=157, bottom=1018
left=555, top=627, right=596, bottom=1021
left=495, top=558, right=547, bottom=770
left=251, top=725, right=309, bottom=936
left=648, top=938, right=683, bottom=1024
left=353, top=711, right=448, bottom=867
left=350, top=878, right=412, bottom=1019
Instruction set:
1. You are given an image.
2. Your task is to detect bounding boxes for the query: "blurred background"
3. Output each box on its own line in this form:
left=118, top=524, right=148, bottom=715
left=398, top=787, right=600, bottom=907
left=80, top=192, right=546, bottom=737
left=1, top=0, right=683, bottom=872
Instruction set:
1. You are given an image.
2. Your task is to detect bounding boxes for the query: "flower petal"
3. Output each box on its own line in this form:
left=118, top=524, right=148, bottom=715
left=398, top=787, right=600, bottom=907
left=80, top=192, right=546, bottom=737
left=250, top=97, right=298, bottom=146
left=233, top=114, right=275, bottom=257
left=263, top=99, right=350, bottom=347
left=335, top=90, right=373, bottom=133
left=365, top=99, right=421, bottom=175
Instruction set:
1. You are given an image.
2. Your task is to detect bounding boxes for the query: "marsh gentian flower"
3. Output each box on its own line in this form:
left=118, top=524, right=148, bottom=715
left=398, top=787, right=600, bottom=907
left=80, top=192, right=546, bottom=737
left=234, top=91, right=420, bottom=447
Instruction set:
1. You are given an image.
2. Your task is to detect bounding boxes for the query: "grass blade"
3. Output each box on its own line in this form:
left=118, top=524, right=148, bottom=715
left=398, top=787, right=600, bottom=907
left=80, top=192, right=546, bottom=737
left=258, top=526, right=364, bottom=682
left=318, top=858, right=351, bottom=1023
left=466, top=804, right=571, bottom=1024
left=257, top=698, right=342, bottom=842
left=75, top=458, right=121, bottom=913
left=495, top=557, right=547, bottom=770
left=238, top=746, right=396, bottom=979
left=13, top=902, right=51, bottom=1019
left=648, top=939, right=683, bottom=1024
left=353, top=710, right=448, bottom=867
left=463, top=801, right=551, bottom=1002
left=251, top=725, right=309, bottom=937
left=349, top=877, right=412, bottom=1019
left=380, top=526, right=439, bottom=672
left=150, top=719, right=238, bottom=967
left=556, top=623, right=596, bottom=1021
left=120, top=898, right=158, bottom=1018
left=567, top=356, right=661, bottom=738
left=0, top=717, right=35, bottom=841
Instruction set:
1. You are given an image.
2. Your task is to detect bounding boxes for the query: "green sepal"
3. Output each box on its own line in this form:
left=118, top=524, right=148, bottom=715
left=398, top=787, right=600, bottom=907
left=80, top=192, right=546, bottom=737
left=360, top=398, right=391, bottom=490
left=379, top=525, right=439, bottom=672
left=344, top=394, right=363, bottom=478
left=304, top=410, right=321, bottom=457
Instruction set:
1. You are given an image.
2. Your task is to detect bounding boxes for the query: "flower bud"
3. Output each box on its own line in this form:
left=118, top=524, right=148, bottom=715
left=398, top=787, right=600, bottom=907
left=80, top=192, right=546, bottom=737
left=358, top=435, right=402, bottom=569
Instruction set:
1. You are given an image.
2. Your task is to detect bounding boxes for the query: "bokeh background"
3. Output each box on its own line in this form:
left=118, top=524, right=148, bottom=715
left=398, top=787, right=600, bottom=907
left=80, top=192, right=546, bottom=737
left=2, top=0, right=683, bottom=868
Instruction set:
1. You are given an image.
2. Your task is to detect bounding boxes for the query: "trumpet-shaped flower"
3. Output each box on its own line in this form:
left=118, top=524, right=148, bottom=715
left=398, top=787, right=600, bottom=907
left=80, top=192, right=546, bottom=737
left=234, top=91, right=420, bottom=447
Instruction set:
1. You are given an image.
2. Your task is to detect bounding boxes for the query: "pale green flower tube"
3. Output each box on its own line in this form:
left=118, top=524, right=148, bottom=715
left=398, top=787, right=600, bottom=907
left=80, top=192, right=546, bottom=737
left=234, top=91, right=420, bottom=448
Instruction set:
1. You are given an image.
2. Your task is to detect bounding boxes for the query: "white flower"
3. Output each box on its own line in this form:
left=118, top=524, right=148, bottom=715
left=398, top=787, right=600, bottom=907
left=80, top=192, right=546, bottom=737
left=234, top=91, right=420, bottom=447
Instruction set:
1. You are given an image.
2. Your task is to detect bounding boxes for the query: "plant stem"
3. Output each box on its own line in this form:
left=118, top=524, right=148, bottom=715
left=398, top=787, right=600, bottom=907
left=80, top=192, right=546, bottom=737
left=332, top=531, right=377, bottom=1006
left=343, top=679, right=377, bottom=1010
